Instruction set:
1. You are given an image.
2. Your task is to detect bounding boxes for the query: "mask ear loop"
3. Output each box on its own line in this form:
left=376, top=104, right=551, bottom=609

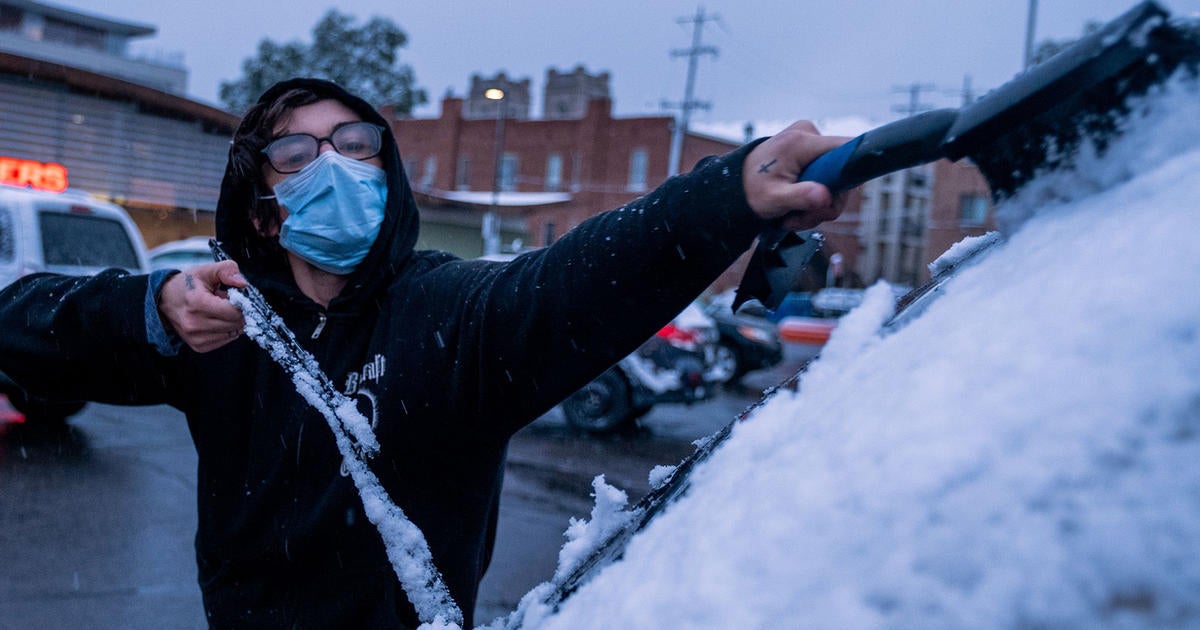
left=256, top=177, right=277, bottom=201
left=250, top=182, right=283, bottom=239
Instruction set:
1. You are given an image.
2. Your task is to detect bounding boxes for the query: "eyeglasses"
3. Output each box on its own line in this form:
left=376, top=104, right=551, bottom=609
left=262, top=122, right=384, bottom=174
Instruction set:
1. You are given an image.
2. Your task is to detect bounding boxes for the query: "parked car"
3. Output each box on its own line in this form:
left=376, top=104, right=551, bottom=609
left=773, top=288, right=898, bottom=346
left=764, top=291, right=815, bottom=322
left=810, top=287, right=865, bottom=317
left=776, top=316, right=839, bottom=345
left=702, top=296, right=784, bottom=385
left=561, top=303, right=723, bottom=433
left=0, top=183, right=150, bottom=424
left=0, top=184, right=149, bottom=288
left=148, top=235, right=215, bottom=271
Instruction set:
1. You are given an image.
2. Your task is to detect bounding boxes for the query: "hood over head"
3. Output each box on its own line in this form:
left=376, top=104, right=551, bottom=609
left=214, top=77, right=419, bottom=305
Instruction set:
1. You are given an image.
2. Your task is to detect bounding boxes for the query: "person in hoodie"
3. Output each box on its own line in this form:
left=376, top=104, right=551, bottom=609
left=0, top=78, right=846, bottom=628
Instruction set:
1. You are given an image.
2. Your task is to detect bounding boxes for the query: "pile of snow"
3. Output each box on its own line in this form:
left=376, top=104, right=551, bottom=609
left=522, top=76, right=1200, bottom=628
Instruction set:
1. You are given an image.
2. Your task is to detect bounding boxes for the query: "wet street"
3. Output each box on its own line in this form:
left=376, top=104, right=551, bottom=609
left=0, top=347, right=814, bottom=628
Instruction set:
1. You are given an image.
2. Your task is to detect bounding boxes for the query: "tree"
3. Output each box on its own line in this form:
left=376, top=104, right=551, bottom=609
left=219, top=10, right=427, bottom=115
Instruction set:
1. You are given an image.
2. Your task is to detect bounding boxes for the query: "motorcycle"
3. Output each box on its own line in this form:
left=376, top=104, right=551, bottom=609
left=702, top=300, right=784, bottom=387
left=560, top=305, right=723, bottom=434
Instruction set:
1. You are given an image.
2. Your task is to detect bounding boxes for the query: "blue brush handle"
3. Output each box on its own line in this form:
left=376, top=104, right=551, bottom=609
left=741, top=110, right=958, bottom=309
left=792, top=109, right=959, bottom=193
left=795, top=135, right=865, bottom=192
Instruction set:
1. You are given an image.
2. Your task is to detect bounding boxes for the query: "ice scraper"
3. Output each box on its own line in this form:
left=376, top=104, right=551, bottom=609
left=735, top=0, right=1200, bottom=311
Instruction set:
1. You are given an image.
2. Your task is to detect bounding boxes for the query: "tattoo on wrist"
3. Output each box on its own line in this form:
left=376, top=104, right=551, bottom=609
left=758, top=159, right=777, bottom=174
left=184, top=274, right=195, bottom=291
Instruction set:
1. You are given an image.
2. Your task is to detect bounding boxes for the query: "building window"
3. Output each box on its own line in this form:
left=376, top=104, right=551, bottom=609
left=421, top=156, right=436, bottom=190
left=959, top=194, right=989, bottom=227
left=571, top=153, right=583, bottom=191
left=0, top=6, right=22, bottom=31
left=545, top=153, right=562, bottom=191
left=43, top=17, right=105, bottom=50
left=499, top=153, right=519, bottom=192
left=542, top=222, right=556, bottom=247
left=627, top=148, right=648, bottom=192
left=456, top=156, right=471, bottom=191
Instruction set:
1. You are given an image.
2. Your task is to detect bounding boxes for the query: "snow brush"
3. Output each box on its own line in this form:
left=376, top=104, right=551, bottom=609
left=736, top=0, right=1200, bottom=311
left=208, top=240, right=464, bottom=627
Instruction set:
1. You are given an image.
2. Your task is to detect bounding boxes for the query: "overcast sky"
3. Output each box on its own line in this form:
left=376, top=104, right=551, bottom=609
left=78, top=0, right=1200, bottom=138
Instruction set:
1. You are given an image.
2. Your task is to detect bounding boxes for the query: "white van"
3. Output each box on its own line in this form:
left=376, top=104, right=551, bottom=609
left=0, top=183, right=150, bottom=424
left=0, top=184, right=149, bottom=289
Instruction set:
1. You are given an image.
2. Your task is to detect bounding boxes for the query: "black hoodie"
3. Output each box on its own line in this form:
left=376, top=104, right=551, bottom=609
left=0, top=78, right=768, bottom=628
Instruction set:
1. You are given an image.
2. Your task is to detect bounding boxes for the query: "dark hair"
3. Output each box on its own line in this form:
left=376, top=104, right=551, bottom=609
left=228, top=88, right=324, bottom=242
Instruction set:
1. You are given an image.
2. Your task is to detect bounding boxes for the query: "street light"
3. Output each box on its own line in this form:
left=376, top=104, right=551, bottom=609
left=483, top=88, right=506, bottom=257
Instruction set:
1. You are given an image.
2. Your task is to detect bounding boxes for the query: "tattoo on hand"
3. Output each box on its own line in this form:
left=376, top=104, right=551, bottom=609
left=758, top=159, right=777, bottom=174
left=184, top=274, right=194, bottom=291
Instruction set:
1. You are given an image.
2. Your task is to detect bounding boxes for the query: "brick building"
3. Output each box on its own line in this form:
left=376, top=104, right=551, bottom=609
left=927, top=159, right=995, bottom=267
left=384, top=66, right=739, bottom=259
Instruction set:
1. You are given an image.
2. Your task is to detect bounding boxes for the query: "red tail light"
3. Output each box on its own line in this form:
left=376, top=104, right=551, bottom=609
left=0, top=395, right=25, bottom=424
left=656, top=322, right=699, bottom=345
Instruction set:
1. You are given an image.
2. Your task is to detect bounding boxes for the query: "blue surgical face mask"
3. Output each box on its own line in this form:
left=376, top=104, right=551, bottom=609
left=272, top=151, right=388, bottom=275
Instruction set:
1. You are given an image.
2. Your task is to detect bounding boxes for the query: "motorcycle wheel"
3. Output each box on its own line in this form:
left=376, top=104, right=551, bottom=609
left=562, top=369, right=634, bottom=434
left=711, top=341, right=744, bottom=385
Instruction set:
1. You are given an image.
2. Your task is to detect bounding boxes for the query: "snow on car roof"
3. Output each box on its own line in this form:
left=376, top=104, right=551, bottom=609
left=497, top=76, right=1200, bottom=629
left=148, top=236, right=212, bottom=257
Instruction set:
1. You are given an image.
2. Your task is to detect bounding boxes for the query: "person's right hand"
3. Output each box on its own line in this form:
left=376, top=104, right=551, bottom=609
left=742, top=121, right=850, bottom=231
left=157, top=260, right=248, bottom=353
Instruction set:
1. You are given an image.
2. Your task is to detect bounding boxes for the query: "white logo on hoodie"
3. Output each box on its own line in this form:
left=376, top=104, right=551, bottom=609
left=344, top=354, right=386, bottom=396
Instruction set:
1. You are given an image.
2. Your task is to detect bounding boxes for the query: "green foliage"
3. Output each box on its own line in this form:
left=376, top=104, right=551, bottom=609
left=219, top=10, right=428, bottom=115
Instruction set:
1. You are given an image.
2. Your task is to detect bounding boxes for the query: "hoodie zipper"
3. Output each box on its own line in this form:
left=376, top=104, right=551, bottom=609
left=311, top=311, right=328, bottom=339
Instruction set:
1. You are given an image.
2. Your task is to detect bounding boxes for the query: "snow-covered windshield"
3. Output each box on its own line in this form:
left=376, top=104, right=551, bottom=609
left=490, top=74, right=1200, bottom=629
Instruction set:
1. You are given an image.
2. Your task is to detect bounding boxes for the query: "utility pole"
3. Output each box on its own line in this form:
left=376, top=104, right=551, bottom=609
left=1024, top=0, right=1039, bottom=69
left=884, top=82, right=937, bottom=286
left=666, top=6, right=718, bottom=176
left=891, top=82, right=937, bottom=118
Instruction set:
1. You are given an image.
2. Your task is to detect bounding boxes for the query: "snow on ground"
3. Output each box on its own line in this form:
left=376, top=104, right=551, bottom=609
left=528, top=75, right=1200, bottom=629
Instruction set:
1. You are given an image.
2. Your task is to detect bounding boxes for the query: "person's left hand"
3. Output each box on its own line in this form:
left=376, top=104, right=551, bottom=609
left=742, top=121, right=851, bottom=231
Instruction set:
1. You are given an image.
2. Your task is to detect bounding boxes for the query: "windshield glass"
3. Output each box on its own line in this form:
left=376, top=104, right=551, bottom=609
left=0, top=207, right=13, bottom=263
left=38, top=210, right=139, bottom=270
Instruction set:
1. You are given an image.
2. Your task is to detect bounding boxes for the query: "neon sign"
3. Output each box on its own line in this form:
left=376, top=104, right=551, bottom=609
left=0, top=157, right=68, bottom=193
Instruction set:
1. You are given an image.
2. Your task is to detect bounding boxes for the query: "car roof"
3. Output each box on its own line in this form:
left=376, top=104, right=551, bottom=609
left=148, top=236, right=213, bottom=257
